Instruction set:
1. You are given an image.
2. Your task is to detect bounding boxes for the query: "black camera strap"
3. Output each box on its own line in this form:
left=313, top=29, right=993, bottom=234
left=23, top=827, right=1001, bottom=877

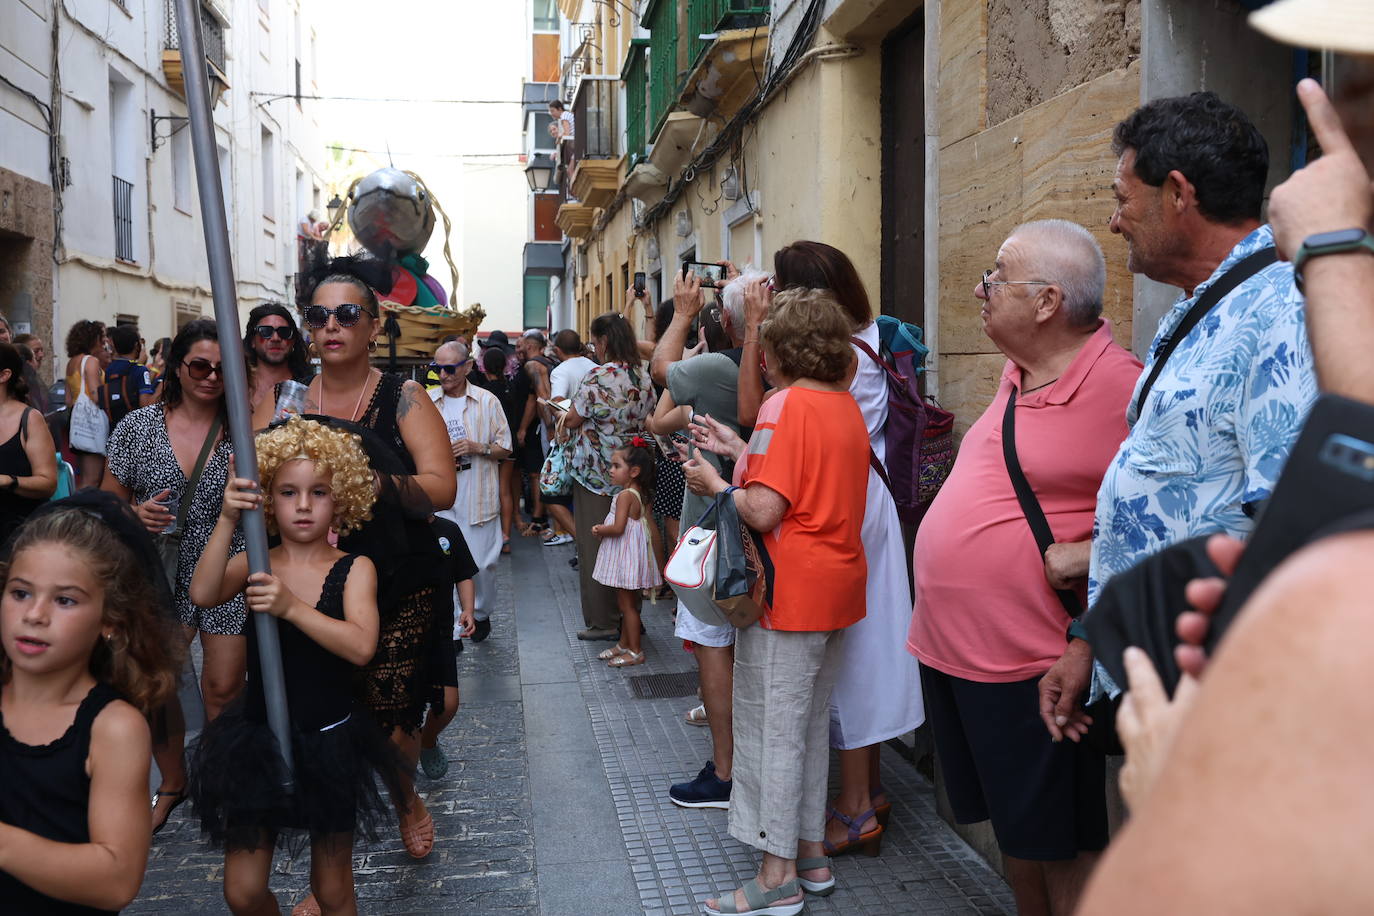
left=1002, top=386, right=1084, bottom=618
left=1134, top=246, right=1277, bottom=418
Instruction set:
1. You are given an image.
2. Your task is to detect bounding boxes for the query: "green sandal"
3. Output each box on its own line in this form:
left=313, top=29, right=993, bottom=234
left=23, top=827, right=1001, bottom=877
left=796, top=857, right=834, bottom=896
left=702, top=877, right=804, bottom=915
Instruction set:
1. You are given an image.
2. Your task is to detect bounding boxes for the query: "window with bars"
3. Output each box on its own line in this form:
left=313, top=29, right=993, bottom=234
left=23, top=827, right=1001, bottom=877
left=622, top=40, right=649, bottom=165
left=645, top=0, right=679, bottom=139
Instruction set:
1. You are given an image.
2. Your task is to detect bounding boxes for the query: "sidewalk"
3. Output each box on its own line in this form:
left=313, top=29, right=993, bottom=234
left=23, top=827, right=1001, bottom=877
left=129, top=535, right=1012, bottom=914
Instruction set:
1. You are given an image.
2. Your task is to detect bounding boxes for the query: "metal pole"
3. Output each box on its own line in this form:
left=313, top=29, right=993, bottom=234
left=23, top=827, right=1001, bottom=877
left=173, top=0, right=293, bottom=782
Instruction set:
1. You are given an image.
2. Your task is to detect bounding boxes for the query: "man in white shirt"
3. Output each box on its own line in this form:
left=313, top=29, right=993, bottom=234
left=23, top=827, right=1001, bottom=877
left=540, top=329, right=598, bottom=547
left=549, top=329, right=597, bottom=403
left=429, top=339, right=512, bottom=641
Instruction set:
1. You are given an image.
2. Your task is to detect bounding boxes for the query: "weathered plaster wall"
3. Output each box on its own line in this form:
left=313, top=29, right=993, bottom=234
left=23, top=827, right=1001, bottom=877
left=988, top=0, right=1141, bottom=125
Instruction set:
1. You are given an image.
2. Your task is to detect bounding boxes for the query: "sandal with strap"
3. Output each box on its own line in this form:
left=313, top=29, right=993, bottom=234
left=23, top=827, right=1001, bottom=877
left=703, top=877, right=804, bottom=916
left=796, top=856, right=835, bottom=896
left=684, top=703, right=709, bottom=727
left=598, top=644, right=629, bottom=661
left=400, top=804, right=435, bottom=859
left=150, top=789, right=186, bottom=836
left=291, top=894, right=321, bottom=916
left=608, top=650, right=645, bottom=668
left=872, top=783, right=893, bottom=829
left=823, top=805, right=884, bottom=857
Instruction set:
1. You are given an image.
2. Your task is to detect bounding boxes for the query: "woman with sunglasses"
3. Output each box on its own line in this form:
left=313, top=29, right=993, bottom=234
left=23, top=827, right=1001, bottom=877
left=102, top=318, right=248, bottom=834
left=257, top=265, right=456, bottom=869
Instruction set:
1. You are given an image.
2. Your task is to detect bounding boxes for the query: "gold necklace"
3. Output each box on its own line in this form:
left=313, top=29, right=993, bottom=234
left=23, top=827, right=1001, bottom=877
left=321, top=368, right=375, bottom=422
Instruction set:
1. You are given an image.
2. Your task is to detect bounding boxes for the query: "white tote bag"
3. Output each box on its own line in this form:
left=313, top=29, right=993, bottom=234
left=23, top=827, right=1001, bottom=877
left=68, top=355, right=110, bottom=455
left=664, top=502, right=729, bottom=627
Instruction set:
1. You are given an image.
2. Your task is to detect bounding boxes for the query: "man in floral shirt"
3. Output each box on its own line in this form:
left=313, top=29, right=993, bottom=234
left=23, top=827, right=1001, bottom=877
left=1039, top=92, right=1319, bottom=736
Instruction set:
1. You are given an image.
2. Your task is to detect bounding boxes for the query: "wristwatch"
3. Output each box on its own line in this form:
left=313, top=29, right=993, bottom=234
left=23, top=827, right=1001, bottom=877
left=1293, top=228, right=1374, bottom=293
left=483, top=443, right=491, bottom=457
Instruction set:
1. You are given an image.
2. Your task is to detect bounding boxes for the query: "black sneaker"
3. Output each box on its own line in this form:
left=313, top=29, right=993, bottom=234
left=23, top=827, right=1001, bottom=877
left=472, top=618, right=492, bottom=643
left=669, top=761, right=731, bottom=809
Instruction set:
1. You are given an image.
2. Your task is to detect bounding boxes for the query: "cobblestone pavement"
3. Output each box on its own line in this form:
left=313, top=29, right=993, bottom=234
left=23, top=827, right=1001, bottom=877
left=129, top=535, right=1012, bottom=914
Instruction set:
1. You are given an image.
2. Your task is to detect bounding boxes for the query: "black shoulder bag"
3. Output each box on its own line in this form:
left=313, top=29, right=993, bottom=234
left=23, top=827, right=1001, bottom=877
left=1134, top=246, right=1277, bottom=418
left=1002, top=387, right=1123, bottom=754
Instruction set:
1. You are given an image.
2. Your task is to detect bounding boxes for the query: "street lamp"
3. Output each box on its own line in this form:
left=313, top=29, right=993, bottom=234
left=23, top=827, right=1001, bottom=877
left=525, top=154, right=556, bottom=193
left=326, top=193, right=345, bottom=224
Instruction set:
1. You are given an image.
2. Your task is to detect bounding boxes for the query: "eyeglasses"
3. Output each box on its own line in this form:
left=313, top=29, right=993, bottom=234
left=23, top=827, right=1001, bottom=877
left=981, top=270, right=1051, bottom=299
left=252, top=325, right=296, bottom=341
left=430, top=361, right=470, bottom=375
left=182, top=358, right=223, bottom=380
left=302, top=304, right=374, bottom=329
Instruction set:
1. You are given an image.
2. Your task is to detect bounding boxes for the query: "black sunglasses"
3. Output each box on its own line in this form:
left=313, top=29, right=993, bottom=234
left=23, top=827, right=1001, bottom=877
left=183, top=358, right=223, bottom=380
left=430, top=361, right=470, bottom=375
left=302, top=304, right=374, bottom=329
left=253, top=325, right=296, bottom=341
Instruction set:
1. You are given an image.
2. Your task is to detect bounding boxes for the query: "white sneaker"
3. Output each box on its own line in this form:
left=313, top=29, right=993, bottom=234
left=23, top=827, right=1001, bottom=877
left=543, top=533, right=574, bottom=546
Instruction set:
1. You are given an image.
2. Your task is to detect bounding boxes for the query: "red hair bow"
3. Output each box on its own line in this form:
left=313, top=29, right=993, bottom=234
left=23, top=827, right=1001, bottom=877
left=630, top=435, right=650, bottom=448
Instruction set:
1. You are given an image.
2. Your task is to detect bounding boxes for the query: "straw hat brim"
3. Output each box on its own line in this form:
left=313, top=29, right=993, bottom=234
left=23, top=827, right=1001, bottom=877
left=1250, top=0, right=1374, bottom=56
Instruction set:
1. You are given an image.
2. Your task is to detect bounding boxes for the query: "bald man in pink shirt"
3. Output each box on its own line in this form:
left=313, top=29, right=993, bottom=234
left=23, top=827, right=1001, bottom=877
left=909, top=219, right=1142, bottom=916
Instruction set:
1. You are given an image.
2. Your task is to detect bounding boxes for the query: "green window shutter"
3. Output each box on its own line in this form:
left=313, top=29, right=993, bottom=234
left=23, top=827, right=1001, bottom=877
left=523, top=275, right=551, bottom=329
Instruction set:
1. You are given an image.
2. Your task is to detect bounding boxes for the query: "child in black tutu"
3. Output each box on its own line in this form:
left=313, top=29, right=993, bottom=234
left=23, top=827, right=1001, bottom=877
left=189, top=418, right=402, bottom=915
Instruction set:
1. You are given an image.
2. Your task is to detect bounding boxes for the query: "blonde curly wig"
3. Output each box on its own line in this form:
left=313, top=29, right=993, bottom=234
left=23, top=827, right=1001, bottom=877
left=255, top=418, right=375, bottom=536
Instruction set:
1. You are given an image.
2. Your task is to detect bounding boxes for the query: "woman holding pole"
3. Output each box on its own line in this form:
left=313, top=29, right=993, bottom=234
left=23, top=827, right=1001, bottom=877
left=257, top=260, right=456, bottom=868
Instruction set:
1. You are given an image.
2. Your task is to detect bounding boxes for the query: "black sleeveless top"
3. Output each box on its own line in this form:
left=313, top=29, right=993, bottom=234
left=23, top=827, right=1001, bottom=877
left=356, top=373, right=416, bottom=474
left=244, top=555, right=359, bottom=733
left=0, top=682, right=122, bottom=915
left=0, top=408, right=44, bottom=545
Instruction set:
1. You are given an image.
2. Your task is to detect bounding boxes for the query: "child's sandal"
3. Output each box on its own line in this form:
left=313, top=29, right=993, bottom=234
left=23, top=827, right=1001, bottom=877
left=608, top=650, right=645, bottom=668
left=597, top=644, right=629, bottom=661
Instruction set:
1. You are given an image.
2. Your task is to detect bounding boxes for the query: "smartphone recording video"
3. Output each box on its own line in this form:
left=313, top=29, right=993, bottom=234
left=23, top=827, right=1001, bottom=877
left=682, top=260, right=725, bottom=288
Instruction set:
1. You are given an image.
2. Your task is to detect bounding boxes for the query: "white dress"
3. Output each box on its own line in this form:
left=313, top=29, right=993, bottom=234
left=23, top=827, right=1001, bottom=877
left=827, top=320, right=926, bottom=749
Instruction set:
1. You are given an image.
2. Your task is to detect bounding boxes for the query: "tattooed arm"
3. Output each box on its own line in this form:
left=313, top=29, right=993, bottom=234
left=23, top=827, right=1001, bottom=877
left=396, top=379, right=457, bottom=508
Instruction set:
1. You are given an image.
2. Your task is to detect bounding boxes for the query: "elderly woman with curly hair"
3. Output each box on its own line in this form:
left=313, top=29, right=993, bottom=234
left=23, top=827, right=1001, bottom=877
left=684, top=288, right=870, bottom=916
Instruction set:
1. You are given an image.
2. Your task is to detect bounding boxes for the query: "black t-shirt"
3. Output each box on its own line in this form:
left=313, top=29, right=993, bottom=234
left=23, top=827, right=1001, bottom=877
left=431, top=516, right=478, bottom=583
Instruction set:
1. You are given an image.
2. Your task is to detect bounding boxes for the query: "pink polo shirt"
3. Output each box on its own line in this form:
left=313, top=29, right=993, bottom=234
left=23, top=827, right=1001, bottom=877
left=909, top=321, right=1141, bottom=682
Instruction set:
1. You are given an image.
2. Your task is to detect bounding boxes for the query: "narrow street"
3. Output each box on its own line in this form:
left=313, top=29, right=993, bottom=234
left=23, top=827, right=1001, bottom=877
left=130, top=537, right=1013, bottom=915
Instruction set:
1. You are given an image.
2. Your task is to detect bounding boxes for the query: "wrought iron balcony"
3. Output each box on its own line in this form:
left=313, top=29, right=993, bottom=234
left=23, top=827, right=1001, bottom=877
left=162, top=0, right=230, bottom=106
left=687, top=0, right=768, bottom=66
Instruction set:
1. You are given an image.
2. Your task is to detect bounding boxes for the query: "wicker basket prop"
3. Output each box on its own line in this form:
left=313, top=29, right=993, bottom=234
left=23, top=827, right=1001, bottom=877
left=377, top=300, right=487, bottom=359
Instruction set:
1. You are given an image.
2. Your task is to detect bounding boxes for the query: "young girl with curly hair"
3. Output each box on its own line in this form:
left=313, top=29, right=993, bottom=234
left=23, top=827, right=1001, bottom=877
left=592, top=437, right=663, bottom=668
left=189, top=418, right=402, bottom=916
left=0, top=491, right=183, bottom=913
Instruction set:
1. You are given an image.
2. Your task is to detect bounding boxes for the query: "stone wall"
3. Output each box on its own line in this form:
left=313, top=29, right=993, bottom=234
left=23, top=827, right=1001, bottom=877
left=935, top=1, right=1141, bottom=438
left=0, top=166, right=54, bottom=364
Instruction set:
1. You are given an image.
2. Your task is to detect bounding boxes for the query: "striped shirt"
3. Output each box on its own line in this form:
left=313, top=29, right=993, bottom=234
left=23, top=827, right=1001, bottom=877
left=430, top=385, right=512, bottom=525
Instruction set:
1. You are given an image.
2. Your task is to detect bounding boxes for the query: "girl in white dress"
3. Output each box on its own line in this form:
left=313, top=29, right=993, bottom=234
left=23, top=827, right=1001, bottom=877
left=592, top=438, right=663, bottom=668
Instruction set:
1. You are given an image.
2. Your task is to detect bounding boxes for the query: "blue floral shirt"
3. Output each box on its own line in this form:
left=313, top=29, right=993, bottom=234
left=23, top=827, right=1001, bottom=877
left=1087, top=225, right=1317, bottom=697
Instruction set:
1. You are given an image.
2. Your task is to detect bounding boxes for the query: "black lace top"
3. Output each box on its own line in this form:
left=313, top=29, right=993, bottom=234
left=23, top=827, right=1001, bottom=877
left=356, top=373, right=416, bottom=474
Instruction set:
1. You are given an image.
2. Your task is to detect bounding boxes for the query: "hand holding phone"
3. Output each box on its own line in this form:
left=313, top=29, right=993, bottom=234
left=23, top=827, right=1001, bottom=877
left=633, top=271, right=647, bottom=299
left=682, top=260, right=725, bottom=289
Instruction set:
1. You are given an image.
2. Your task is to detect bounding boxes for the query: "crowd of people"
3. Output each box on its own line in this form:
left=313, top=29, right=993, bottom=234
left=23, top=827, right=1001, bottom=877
left=0, top=2, right=1372, bottom=913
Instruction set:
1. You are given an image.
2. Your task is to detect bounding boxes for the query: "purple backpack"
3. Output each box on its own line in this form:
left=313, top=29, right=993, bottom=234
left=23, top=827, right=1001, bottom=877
left=853, top=317, right=955, bottom=526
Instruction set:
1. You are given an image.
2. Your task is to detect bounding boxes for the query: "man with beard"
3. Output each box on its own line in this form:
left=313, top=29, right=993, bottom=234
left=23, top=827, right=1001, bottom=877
left=243, top=302, right=312, bottom=409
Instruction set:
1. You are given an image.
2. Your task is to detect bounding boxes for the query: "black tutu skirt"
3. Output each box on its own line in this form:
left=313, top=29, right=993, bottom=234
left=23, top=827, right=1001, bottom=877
left=188, top=700, right=406, bottom=853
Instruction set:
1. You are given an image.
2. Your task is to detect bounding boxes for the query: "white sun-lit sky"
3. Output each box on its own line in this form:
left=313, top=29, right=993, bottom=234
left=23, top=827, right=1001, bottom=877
left=312, top=0, right=529, bottom=322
